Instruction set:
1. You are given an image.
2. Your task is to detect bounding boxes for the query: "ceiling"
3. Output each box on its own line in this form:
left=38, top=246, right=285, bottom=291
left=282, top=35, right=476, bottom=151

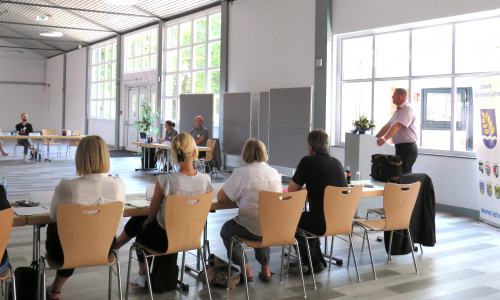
left=0, top=0, right=221, bottom=58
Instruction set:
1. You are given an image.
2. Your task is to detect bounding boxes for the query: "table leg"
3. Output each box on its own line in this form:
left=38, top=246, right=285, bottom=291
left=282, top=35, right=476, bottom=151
left=45, top=139, right=51, bottom=162
left=135, top=146, right=156, bottom=171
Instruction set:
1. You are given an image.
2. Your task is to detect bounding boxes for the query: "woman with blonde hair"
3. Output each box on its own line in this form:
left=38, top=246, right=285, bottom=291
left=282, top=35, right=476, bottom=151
left=218, top=138, right=282, bottom=282
left=45, top=135, right=125, bottom=300
left=115, top=132, right=213, bottom=287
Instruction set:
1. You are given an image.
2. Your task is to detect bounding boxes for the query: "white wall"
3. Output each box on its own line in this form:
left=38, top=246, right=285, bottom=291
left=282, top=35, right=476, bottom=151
left=332, top=0, right=500, bottom=34
left=65, top=49, right=87, bottom=133
left=0, top=38, right=46, bottom=131
left=44, top=55, right=64, bottom=133
left=227, top=0, right=315, bottom=92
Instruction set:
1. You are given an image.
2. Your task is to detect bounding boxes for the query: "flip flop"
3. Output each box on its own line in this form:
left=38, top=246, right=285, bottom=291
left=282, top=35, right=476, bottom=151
left=258, top=272, right=274, bottom=282
left=241, top=273, right=253, bottom=283
left=46, top=290, right=60, bottom=300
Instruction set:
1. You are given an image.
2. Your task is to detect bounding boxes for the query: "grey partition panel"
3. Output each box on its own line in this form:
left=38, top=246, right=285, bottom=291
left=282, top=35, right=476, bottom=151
left=179, top=94, right=213, bottom=136
left=222, top=92, right=251, bottom=155
left=268, top=87, right=313, bottom=168
left=258, top=91, right=270, bottom=148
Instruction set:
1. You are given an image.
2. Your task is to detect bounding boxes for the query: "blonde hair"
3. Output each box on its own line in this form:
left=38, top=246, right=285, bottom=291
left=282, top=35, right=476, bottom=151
left=170, top=132, right=198, bottom=163
left=241, top=138, right=267, bottom=164
left=75, top=135, right=110, bottom=176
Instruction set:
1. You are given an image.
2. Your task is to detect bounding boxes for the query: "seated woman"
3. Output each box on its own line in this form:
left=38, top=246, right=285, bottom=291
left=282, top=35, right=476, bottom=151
left=115, top=132, right=213, bottom=287
left=156, top=121, right=179, bottom=171
left=0, top=185, right=10, bottom=275
left=45, top=135, right=125, bottom=300
left=218, top=138, right=282, bottom=282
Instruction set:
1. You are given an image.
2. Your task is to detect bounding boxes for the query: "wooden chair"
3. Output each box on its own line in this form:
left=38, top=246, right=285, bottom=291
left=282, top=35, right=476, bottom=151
left=296, top=185, right=363, bottom=289
left=198, top=139, right=217, bottom=175
left=65, top=130, right=82, bottom=159
left=0, top=208, right=16, bottom=300
left=227, top=190, right=308, bottom=300
left=41, top=129, right=61, bottom=158
left=352, top=182, right=421, bottom=280
left=125, top=192, right=214, bottom=300
left=39, top=202, right=124, bottom=300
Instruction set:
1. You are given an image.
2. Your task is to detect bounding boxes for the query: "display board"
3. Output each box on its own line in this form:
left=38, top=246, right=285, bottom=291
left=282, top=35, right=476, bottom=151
left=179, top=94, right=213, bottom=136
left=222, top=92, right=252, bottom=155
left=268, top=87, right=313, bottom=169
left=258, top=92, right=270, bottom=148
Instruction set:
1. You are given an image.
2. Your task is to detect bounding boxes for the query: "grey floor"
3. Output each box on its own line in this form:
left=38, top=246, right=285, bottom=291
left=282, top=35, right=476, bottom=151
left=2, top=147, right=500, bottom=299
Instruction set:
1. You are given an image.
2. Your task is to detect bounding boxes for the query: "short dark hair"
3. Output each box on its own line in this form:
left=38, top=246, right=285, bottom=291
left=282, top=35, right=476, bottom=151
left=307, top=129, right=329, bottom=153
left=165, top=120, right=175, bottom=128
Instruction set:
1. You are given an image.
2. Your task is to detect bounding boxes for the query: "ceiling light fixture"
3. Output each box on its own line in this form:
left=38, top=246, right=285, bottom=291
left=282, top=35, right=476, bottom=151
left=35, top=15, right=51, bottom=21
left=39, top=31, right=63, bottom=37
left=104, top=0, right=139, bottom=6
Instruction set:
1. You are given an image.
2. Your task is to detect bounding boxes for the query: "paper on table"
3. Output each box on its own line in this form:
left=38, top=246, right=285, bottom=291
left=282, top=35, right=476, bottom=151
left=13, top=206, right=50, bottom=216
left=126, top=199, right=150, bottom=208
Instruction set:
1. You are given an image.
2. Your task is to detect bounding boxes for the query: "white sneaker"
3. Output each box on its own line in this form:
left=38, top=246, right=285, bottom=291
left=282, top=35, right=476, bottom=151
left=130, top=272, right=147, bottom=288
left=22, top=157, right=28, bottom=162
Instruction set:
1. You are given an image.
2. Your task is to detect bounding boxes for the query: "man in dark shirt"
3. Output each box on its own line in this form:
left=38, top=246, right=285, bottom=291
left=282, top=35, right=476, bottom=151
left=15, top=112, right=34, bottom=161
left=288, top=129, right=347, bottom=273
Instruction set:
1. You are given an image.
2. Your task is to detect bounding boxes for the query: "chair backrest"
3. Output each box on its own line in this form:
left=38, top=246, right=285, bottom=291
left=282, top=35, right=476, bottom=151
left=258, top=190, right=307, bottom=247
left=164, top=191, right=214, bottom=254
left=323, top=185, right=362, bottom=236
left=0, top=209, right=14, bottom=261
left=383, top=182, right=421, bottom=231
left=204, top=139, right=216, bottom=161
left=73, top=130, right=82, bottom=136
left=42, top=129, right=57, bottom=145
left=56, top=202, right=123, bottom=269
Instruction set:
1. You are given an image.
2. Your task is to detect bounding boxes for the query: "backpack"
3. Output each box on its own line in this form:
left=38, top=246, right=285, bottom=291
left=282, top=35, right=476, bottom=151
left=370, top=154, right=403, bottom=182
left=150, top=253, right=179, bottom=293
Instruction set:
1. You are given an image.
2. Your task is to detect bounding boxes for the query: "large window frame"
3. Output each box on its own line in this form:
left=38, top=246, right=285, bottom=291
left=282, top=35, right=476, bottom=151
left=124, top=28, right=158, bottom=74
left=335, top=13, right=500, bottom=157
left=163, top=7, right=221, bottom=134
left=89, top=39, right=118, bottom=120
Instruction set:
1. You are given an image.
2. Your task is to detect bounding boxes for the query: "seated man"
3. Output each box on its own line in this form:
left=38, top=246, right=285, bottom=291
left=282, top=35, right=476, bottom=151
left=189, top=116, right=209, bottom=158
left=288, top=129, right=347, bottom=274
left=15, top=113, right=34, bottom=161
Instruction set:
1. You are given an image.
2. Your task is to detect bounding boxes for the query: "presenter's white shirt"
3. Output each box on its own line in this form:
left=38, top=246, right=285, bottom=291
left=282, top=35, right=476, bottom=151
left=388, top=101, right=418, bottom=144
left=50, top=173, right=125, bottom=220
left=222, top=162, right=282, bottom=236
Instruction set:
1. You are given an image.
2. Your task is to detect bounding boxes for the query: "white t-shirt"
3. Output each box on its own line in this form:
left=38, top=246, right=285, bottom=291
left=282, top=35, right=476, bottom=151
left=222, top=162, right=282, bottom=236
left=388, top=101, right=418, bottom=144
left=156, top=172, right=213, bottom=229
left=50, top=173, right=125, bottom=220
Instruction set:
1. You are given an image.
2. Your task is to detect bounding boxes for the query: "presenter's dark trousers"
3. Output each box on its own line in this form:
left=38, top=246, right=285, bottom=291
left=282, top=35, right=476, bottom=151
left=396, top=142, right=418, bottom=174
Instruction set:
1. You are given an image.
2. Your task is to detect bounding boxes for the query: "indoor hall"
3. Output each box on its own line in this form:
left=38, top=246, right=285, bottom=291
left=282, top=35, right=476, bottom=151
left=2, top=0, right=500, bottom=299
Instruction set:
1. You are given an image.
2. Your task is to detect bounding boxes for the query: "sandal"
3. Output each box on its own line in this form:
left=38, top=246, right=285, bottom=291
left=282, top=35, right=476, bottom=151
left=46, top=289, right=60, bottom=300
left=258, top=272, right=274, bottom=282
left=240, top=273, right=253, bottom=283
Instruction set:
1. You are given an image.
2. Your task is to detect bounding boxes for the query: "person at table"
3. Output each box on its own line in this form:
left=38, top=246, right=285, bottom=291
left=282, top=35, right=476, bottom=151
left=155, top=120, right=178, bottom=161
left=15, top=112, right=34, bottom=161
left=45, top=135, right=125, bottom=300
left=376, top=88, right=418, bottom=174
left=287, top=129, right=347, bottom=274
left=114, top=132, right=213, bottom=287
left=218, top=138, right=282, bottom=282
left=189, top=116, right=209, bottom=158
left=0, top=185, right=11, bottom=275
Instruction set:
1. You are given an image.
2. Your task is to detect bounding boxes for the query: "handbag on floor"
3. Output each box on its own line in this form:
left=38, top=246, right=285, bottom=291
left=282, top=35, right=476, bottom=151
left=197, top=253, right=240, bottom=289
left=14, top=261, right=39, bottom=300
left=150, top=253, right=179, bottom=293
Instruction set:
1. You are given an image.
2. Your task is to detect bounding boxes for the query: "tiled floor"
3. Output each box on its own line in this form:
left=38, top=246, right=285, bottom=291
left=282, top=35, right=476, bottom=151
left=2, top=155, right=500, bottom=299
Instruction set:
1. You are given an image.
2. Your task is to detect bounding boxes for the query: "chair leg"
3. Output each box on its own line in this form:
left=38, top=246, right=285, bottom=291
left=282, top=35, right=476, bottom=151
left=125, top=246, right=134, bottom=300
left=363, top=228, right=377, bottom=280
left=387, top=231, right=394, bottom=263
left=279, top=246, right=285, bottom=283
left=114, top=252, right=123, bottom=300
left=328, top=236, right=334, bottom=271
left=419, top=243, right=424, bottom=254
left=294, top=240, right=307, bottom=299
left=241, top=243, right=249, bottom=300
left=227, top=239, right=235, bottom=290
left=286, top=245, right=292, bottom=277
left=180, top=251, right=186, bottom=289
left=300, top=232, right=316, bottom=290
left=9, top=264, right=17, bottom=300
left=108, top=262, right=113, bottom=300
left=348, top=233, right=361, bottom=282
left=407, top=229, right=419, bottom=274
left=140, top=249, right=154, bottom=300
left=201, top=251, right=212, bottom=300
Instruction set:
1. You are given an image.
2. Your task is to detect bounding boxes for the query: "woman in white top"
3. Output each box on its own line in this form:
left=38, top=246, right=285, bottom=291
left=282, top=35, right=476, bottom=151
left=115, top=132, right=213, bottom=287
left=218, top=138, right=282, bottom=282
left=45, top=135, right=125, bottom=300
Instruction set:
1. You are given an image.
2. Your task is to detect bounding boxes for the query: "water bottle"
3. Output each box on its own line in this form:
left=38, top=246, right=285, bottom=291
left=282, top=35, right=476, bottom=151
left=2, top=177, right=6, bottom=194
left=346, top=165, right=351, bottom=185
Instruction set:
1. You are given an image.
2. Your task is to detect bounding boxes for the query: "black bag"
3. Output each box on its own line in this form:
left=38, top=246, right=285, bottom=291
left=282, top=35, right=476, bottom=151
left=30, top=149, right=41, bottom=160
left=14, top=262, right=39, bottom=300
left=141, top=147, right=157, bottom=169
left=370, top=154, right=403, bottom=182
left=150, top=253, right=179, bottom=293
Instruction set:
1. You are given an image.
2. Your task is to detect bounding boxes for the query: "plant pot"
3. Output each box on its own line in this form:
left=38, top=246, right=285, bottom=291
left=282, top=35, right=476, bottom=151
left=351, top=129, right=368, bottom=134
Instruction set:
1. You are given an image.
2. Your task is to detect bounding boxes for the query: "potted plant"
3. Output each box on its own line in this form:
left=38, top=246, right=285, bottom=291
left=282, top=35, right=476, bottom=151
left=352, top=116, right=375, bottom=134
left=134, top=88, right=160, bottom=139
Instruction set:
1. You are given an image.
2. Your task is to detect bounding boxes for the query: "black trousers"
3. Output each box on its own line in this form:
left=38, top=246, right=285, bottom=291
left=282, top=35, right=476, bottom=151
left=46, top=223, right=117, bottom=278
left=294, top=212, right=327, bottom=267
left=395, top=143, right=418, bottom=174
left=124, top=216, right=171, bottom=263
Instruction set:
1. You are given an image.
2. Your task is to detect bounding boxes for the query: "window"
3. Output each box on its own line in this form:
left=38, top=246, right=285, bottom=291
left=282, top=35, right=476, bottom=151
left=90, top=40, right=117, bottom=119
left=336, top=14, right=500, bottom=154
left=164, top=8, right=221, bottom=134
left=125, top=28, right=158, bottom=73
